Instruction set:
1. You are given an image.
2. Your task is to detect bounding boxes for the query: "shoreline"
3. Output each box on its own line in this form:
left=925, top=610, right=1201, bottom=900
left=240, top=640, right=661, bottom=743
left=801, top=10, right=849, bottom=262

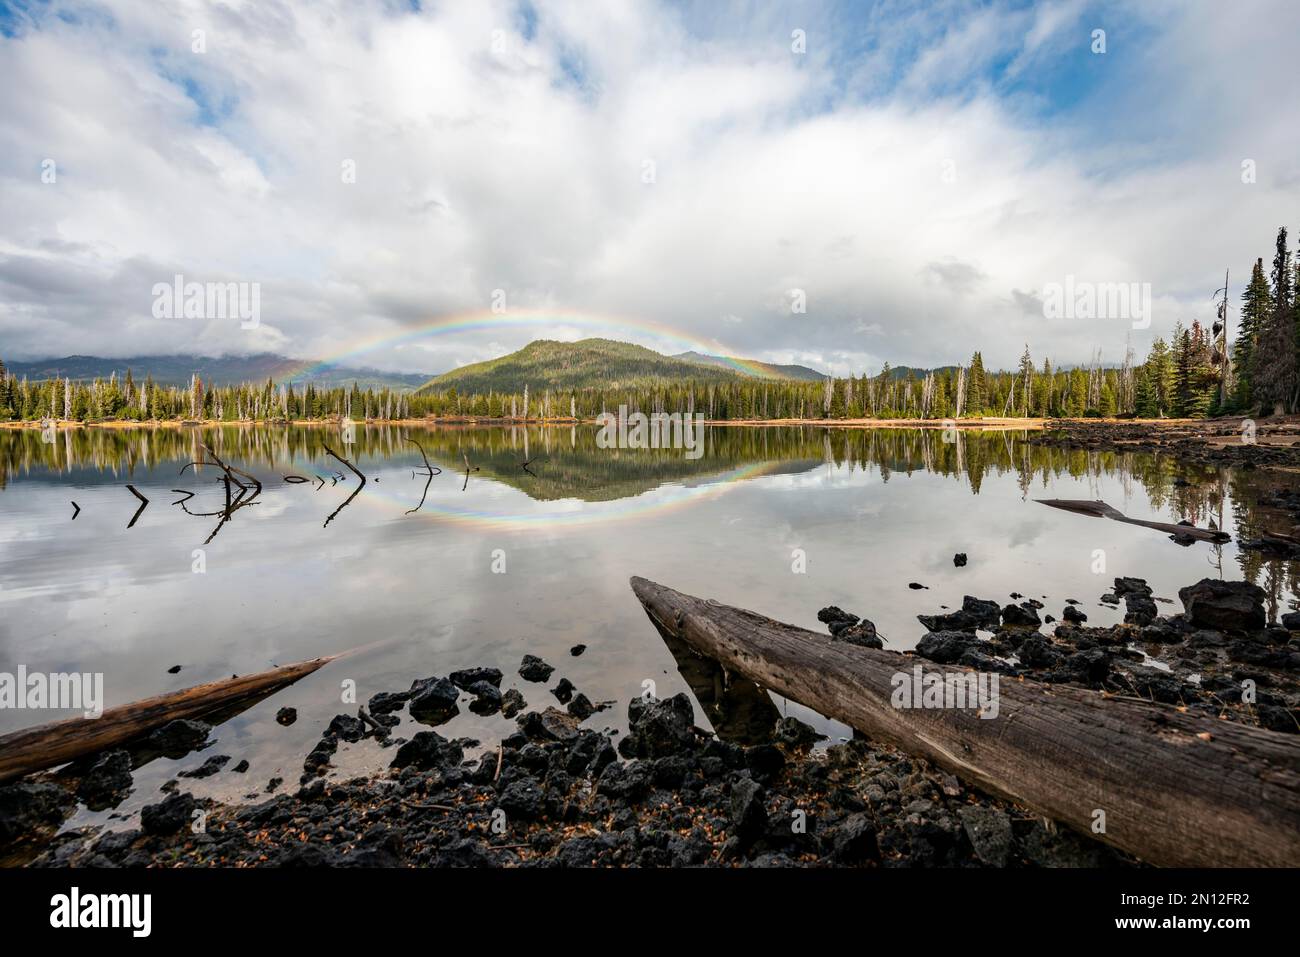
left=6, top=570, right=1296, bottom=869
left=1, top=414, right=1283, bottom=433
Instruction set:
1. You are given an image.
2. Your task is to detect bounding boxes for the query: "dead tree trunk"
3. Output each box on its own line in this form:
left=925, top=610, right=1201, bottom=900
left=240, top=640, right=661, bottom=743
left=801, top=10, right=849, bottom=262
left=630, top=577, right=1300, bottom=867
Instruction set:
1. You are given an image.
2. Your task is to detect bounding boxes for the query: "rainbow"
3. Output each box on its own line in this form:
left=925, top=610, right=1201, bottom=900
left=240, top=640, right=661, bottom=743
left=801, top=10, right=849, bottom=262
left=288, top=308, right=785, bottom=384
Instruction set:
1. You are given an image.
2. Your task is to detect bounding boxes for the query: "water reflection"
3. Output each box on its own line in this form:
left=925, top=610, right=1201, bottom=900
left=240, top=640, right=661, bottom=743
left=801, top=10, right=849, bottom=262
left=0, top=423, right=1296, bottom=819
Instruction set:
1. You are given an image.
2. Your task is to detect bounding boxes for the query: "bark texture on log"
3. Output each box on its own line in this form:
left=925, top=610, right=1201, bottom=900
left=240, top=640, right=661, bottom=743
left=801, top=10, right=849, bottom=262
left=630, top=576, right=1300, bottom=867
left=0, top=655, right=338, bottom=784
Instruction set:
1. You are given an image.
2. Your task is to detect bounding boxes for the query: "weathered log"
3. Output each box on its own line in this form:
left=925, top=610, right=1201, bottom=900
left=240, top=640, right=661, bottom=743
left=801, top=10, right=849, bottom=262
left=630, top=576, right=1300, bottom=867
left=0, top=655, right=340, bottom=784
left=1037, top=498, right=1230, bottom=543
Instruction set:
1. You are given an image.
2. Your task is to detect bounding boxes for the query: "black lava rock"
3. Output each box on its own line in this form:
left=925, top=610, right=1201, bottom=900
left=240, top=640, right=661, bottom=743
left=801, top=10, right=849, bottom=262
left=449, top=667, right=503, bottom=691
left=367, top=692, right=408, bottom=715
left=518, top=655, right=555, bottom=683
left=140, top=792, right=196, bottom=836
left=408, top=676, right=461, bottom=726
left=1178, top=579, right=1267, bottom=631
left=551, top=677, right=575, bottom=704
left=76, top=750, right=134, bottom=810
left=501, top=688, right=527, bottom=719
left=178, top=755, right=231, bottom=779
left=390, top=731, right=464, bottom=771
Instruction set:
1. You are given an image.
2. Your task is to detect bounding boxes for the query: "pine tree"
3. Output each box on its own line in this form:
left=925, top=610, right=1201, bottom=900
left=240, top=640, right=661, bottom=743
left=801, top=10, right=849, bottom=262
left=1256, top=226, right=1297, bottom=414
left=1234, top=257, right=1271, bottom=407
left=967, top=352, right=987, bottom=413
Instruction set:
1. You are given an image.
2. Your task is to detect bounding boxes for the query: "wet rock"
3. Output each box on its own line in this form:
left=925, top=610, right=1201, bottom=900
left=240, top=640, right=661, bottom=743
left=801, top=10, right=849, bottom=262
left=1001, top=603, right=1042, bottom=628
left=1178, top=579, right=1267, bottom=631
left=140, top=792, right=196, bottom=836
left=500, top=688, right=527, bottom=719
left=449, top=667, right=502, bottom=690
left=232, top=760, right=250, bottom=773
left=596, top=761, right=652, bottom=800
left=1017, top=636, right=1060, bottom=669
left=551, top=677, right=575, bottom=704
left=1123, top=596, right=1159, bottom=626
left=774, top=716, right=827, bottom=749
left=76, top=750, right=134, bottom=810
left=1113, top=577, right=1151, bottom=597
left=919, top=596, right=1001, bottom=632
left=518, top=655, right=555, bottom=683
left=1140, top=620, right=1184, bottom=644
left=167, top=665, right=182, bottom=674
left=908, top=582, right=928, bottom=590
left=570, top=644, right=587, bottom=656
left=275, top=708, right=297, bottom=726
left=744, top=744, right=785, bottom=780
left=817, top=606, right=859, bottom=627
left=1280, top=612, right=1300, bottom=631
left=303, top=736, right=338, bottom=775
left=389, top=731, right=464, bottom=771
left=828, top=812, right=879, bottom=862
left=408, top=676, right=460, bottom=726
left=1062, top=605, right=1087, bottom=624
left=953, top=553, right=968, bottom=567
left=146, top=719, right=212, bottom=758
left=915, top=631, right=983, bottom=664
left=618, top=694, right=696, bottom=759
left=179, top=755, right=231, bottom=779
left=467, top=681, right=503, bottom=716
left=367, top=692, right=408, bottom=715
left=729, top=777, right=767, bottom=844
left=958, top=805, right=1012, bottom=866
left=518, top=707, right=581, bottom=743
left=326, top=714, right=366, bottom=743
left=498, top=780, right=544, bottom=820
left=0, top=781, right=75, bottom=845
left=1064, top=648, right=1110, bottom=683
left=567, top=693, right=595, bottom=720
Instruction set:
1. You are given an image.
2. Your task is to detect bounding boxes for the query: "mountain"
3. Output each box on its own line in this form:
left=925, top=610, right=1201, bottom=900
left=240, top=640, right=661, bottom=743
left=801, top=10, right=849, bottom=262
left=671, top=351, right=825, bottom=381
left=2, top=355, right=431, bottom=392
left=417, top=338, right=822, bottom=394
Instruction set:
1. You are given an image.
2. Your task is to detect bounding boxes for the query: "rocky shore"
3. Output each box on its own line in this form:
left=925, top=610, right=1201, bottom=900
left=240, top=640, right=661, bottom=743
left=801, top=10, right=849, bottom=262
left=2, top=571, right=1295, bottom=869
left=1029, top=415, right=1300, bottom=469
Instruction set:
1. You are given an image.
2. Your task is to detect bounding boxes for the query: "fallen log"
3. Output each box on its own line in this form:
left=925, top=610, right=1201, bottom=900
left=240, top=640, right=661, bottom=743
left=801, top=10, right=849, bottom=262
left=0, top=654, right=340, bottom=784
left=630, top=576, right=1300, bottom=867
left=1036, top=498, right=1230, bottom=543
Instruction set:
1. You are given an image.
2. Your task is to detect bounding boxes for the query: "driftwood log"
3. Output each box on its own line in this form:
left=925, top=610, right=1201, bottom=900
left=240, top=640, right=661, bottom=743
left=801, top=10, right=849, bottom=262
left=0, top=655, right=340, bottom=784
left=630, top=576, right=1300, bottom=867
left=1036, top=498, right=1231, bottom=543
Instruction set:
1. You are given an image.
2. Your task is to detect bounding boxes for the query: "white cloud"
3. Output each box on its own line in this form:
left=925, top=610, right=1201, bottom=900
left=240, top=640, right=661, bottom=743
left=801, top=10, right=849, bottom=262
left=0, top=0, right=1296, bottom=375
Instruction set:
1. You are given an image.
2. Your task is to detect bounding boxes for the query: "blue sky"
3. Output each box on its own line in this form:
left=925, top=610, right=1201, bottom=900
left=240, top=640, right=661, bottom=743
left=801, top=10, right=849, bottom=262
left=0, top=0, right=1296, bottom=374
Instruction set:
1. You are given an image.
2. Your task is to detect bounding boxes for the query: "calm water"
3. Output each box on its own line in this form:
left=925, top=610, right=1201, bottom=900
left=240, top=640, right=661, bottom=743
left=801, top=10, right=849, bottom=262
left=1, top=424, right=1297, bottom=834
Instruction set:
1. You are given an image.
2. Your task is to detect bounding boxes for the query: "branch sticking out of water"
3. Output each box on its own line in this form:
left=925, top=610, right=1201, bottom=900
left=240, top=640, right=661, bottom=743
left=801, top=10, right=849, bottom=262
left=322, top=445, right=366, bottom=528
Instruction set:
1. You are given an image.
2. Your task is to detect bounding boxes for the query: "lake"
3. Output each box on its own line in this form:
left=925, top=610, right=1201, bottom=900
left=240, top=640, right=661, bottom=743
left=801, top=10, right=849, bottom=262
left=1, top=423, right=1296, bottom=838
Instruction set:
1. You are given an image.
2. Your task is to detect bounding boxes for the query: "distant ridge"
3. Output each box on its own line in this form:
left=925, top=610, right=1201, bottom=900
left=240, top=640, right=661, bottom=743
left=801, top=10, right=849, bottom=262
left=416, top=338, right=825, bottom=394
left=671, top=351, right=825, bottom=381
left=2, top=354, right=431, bottom=391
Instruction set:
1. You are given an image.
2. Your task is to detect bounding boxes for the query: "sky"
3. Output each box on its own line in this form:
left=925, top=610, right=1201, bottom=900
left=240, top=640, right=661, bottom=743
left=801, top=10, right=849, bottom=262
left=1, top=0, right=1297, bottom=377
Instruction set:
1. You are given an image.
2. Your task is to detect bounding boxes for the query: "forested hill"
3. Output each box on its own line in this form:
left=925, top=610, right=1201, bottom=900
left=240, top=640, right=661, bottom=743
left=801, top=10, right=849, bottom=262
left=417, top=338, right=821, bottom=394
